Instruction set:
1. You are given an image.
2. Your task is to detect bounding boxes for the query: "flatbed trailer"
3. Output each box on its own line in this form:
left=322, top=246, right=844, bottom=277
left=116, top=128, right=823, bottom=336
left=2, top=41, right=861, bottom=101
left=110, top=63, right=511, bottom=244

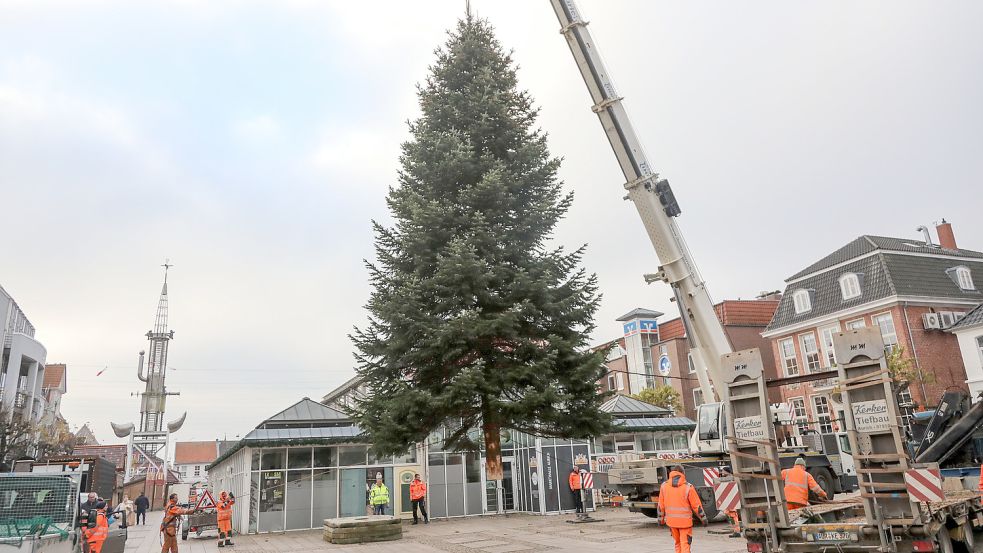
left=745, top=491, right=983, bottom=552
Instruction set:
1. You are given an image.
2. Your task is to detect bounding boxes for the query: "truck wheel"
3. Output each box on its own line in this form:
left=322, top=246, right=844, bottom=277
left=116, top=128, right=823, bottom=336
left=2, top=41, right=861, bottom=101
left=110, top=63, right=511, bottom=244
left=697, top=487, right=720, bottom=521
left=810, top=468, right=836, bottom=501
left=640, top=508, right=660, bottom=519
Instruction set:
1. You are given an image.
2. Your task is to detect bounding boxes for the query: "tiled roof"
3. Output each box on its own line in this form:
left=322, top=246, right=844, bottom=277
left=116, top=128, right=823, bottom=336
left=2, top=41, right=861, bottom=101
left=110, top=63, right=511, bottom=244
left=174, top=441, right=219, bottom=465
left=264, top=398, right=349, bottom=423
left=768, top=254, right=893, bottom=330
left=616, top=308, right=664, bottom=321
left=657, top=319, right=685, bottom=341
left=768, top=242, right=983, bottom=332
left=717, top=300, right=780, bottom=326
left=788, top=235, right=983, bottom=281
left=613, top=417, right=696, bottom=431
left=72, top=445, right=126, bottom=470
left=600, top=395, right=670, bottom=416
left=43, top=364, right=66, bottom=391
left=948, top=303, right=983, bottom=332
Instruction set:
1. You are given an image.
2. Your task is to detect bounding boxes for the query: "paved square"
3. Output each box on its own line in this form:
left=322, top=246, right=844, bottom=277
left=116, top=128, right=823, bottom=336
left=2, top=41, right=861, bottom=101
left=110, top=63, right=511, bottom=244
left=123, top=508, right=748, bottom=553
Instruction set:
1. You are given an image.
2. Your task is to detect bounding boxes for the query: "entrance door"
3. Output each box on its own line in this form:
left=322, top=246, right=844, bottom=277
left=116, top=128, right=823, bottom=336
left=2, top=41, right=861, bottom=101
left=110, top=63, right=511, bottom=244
left=482, top=457, right=516, bottom=514
left=339, top=469, right=366, bottom=517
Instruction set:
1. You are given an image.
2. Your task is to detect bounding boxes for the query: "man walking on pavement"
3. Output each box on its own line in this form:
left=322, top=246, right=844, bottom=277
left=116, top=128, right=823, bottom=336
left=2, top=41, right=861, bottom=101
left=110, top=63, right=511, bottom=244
left=216, top=491, right=236, bottom=547
left=657, top=465, right=707, bottom=553
left=369, top=473, right=390, bottom=515
left=782, top=457, right=827, bottom=510
left=160, top=493, right=194, bottom=553
left=568, top=466, right=584, bottom=514
left=134, top=492, right=150, bottom=525
left=409, top=473, right=429, bottom=524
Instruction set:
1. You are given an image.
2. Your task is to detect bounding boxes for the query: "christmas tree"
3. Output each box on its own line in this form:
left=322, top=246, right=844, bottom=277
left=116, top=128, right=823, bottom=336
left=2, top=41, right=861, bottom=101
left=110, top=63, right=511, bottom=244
left=351, top=15, right=610, bottom=480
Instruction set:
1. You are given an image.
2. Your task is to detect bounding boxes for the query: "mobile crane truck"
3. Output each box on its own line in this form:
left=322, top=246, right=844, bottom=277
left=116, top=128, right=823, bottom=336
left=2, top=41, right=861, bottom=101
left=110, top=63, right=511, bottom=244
left=547, top=0, right=854, bottom=521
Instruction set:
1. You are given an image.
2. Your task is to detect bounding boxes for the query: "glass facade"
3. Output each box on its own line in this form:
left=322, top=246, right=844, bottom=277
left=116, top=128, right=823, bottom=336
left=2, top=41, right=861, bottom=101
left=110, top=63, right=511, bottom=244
left=221, top=433, right=596, bottom=533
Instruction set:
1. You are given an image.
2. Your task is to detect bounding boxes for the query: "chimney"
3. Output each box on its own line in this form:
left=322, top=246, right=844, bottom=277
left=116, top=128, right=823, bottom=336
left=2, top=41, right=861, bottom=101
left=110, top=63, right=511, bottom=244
left=937, top=219, right=957, bottom=250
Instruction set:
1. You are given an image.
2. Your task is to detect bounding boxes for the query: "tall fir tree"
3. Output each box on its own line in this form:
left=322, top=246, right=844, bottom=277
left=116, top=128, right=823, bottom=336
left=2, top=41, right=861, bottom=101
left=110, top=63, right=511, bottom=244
left=351, top=16, right=611, bottom=480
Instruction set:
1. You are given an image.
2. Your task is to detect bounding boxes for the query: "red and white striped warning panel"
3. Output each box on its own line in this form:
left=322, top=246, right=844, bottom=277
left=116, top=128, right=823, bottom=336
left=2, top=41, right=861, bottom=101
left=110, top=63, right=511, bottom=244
left=581, top=471, right=594, bottom=489
left=703, top=467, right=720, bottom=488
left=905, top=468, right=944, bottom=503
left=713, top=480, right=741, bottom=511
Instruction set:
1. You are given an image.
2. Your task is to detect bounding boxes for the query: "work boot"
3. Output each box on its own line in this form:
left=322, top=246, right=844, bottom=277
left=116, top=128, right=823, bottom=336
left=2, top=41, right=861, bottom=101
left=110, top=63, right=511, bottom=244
left=218, top=542, right=225, bottom=548
left=729, top=532, right=741, bottom=538
left=412, top=520, right=418, bottom=525
left=425, top=519, right=430, bottom=524
left=226, top=540, right=234, bottom=546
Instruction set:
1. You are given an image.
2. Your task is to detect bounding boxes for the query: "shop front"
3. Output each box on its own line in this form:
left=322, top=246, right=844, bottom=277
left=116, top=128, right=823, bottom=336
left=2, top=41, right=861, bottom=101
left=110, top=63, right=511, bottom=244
left=208, top=398, right=595, bottom=534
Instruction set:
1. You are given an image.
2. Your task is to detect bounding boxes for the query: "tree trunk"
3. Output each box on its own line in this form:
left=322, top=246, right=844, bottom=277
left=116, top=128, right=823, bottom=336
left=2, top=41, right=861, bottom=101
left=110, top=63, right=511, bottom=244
left=483, top=419, right=503, bottom=481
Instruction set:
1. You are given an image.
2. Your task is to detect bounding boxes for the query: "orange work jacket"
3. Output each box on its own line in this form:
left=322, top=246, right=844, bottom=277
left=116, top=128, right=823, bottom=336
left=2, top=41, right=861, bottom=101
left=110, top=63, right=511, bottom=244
left=217, top=497, right=235, bottom=522
left=657, top=471, right=703, bottom=529
left=782, top=465, right=824, bottom=505
left=410, top=480, right=427, bottom=501
left=568, top=471, right=582, bottom=491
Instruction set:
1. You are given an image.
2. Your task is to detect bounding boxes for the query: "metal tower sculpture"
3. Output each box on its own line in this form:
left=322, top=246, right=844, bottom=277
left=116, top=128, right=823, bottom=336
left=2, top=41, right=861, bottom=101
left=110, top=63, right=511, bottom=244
left=111, top=263, right=186, bottom=481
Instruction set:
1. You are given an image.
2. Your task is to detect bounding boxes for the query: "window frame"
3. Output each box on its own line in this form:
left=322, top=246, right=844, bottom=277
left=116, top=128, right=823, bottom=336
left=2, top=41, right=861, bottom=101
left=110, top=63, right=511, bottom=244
left=976, top=335, right=983, bottom=365
left=845, top=318, right=866, bottom=330
left=693, top=388, right=705, bottom=409
left=955, top=267, right=975, bottom=290
left=779, top=338, right=799, bottom=376
left=687, top=353, right=695, bottom=374
left=811, top=395, right=833, bottom=433
left=788, top=397, right=808, bottom=435
left=819, top=324, right=840, bottom=368
left=839, top=273, right=861, bottom=300
left=792, top=290, right=812, bottom=314
left=799, top=332, right=822, bottom=372
left=871, top=311, right=899, bottom=352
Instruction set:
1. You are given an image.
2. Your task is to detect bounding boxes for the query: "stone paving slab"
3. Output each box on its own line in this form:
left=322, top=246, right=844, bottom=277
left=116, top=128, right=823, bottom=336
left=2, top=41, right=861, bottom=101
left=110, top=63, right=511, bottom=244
left=122, top=508, right=749, bottom=553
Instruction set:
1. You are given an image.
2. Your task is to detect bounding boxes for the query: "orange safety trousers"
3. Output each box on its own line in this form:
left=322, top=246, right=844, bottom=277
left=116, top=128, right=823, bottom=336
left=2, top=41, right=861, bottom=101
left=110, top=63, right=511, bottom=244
left=726, top=509, right=740, bottom=533
left=670, top=526, right=693, bottom=553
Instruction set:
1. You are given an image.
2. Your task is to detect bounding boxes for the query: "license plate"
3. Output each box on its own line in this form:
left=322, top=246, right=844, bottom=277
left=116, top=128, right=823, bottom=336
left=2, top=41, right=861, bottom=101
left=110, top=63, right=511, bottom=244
left=814, top=532, right=854, bottom=542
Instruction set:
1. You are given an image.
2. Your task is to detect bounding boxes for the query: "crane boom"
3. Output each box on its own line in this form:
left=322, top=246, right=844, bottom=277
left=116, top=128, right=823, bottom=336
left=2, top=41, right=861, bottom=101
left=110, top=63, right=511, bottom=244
left=548, top=0, right=732, bottom=403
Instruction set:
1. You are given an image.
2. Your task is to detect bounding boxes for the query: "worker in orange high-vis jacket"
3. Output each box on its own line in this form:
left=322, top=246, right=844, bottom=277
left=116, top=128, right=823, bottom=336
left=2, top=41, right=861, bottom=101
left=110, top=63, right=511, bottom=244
left=782, top=458, right=827, bottom=509
left=409, top=473, right=429, bottom=524
left=81, top=501, right=109, bottom=553
left=657, top=465, right=707, bottom=553
left=216, top=491, right=235, bottom=547
left=160, top=493, right=195, bottom=553
left=568, top=466, right=584, bottom=514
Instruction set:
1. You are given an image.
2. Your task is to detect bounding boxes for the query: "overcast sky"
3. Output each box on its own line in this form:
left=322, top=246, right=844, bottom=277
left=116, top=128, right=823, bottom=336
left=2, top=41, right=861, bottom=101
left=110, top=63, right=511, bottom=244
left=2, top=1, right=980, bottom=445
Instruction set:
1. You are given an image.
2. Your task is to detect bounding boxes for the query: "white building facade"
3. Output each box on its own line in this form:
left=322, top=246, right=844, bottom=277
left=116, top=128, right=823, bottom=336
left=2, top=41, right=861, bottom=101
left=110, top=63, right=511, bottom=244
left=949, top=304, right=983, bottom=399
left=1, top=285, right=48, bottom=426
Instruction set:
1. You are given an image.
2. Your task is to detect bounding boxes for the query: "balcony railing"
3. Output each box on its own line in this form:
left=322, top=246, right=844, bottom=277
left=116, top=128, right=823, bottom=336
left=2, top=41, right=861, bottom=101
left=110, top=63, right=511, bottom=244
left=14, top=391, right=27, bottom=409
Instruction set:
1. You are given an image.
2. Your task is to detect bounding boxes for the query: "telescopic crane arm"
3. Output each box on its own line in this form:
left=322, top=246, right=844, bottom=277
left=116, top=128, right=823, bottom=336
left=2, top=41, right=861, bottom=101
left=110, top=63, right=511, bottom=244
left=548, top=0, right=732, bottom=402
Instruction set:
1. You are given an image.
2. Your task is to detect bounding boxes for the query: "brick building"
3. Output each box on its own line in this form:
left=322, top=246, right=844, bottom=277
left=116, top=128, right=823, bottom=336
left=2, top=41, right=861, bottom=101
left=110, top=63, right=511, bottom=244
left=596, top=298, right=780, bottom=420
left=763, top=221, right=983, bottom=435
left=174, top=440, right=235, bottom=483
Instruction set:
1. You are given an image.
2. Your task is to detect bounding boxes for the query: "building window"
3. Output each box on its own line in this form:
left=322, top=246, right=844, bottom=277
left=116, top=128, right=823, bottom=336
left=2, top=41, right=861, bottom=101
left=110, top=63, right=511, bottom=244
left=607, top=372, right=616, bottom=391
left=693, top=388, right=705, bottom=409
left=839, top=273, right=861, bottom=300
left=799, top=333, right=822, bottom=372
left=846, top=318, right=866, bottom=330
left=779, top=338, right=799, bottom=376
left=641, top=334, right=657, bottom=389
left=812, top=396, right=833, bottom=433
left=616, top=372, right=625, bottom=391
left=194, top=465, right=201, bottom=477
left=951, top=266, right=975, bottom=291
left=897, top=389, right=914, bottom=431
left=790, top=398, right=808, bottom=435
left=977, top=336, right=983, bottom=362
left=792, top=290, right=812, bottom=314
left=687, top=353, right=695, bottom=373
left=940, top=311, right=966, bottom=328
left=820, top=325, right=840, bottom=368
left=872, top=312, right=899, bottom=353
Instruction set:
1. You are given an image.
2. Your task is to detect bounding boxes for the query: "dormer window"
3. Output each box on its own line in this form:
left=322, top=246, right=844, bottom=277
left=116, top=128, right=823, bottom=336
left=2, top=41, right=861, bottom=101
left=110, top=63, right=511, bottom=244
left=954, top=266, right=975, bottom=291
left=792, top=289, right=812, bottom=314
left=839, top=273, right=861, bottom=300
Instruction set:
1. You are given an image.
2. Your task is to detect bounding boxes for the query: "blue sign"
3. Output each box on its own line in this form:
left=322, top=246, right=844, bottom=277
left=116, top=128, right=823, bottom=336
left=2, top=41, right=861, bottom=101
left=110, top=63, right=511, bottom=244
left=658, top=355, right=672, bottom=376
left=639, top=320, right=659, bottom=334
left=622, top=321, right=637, bottom=335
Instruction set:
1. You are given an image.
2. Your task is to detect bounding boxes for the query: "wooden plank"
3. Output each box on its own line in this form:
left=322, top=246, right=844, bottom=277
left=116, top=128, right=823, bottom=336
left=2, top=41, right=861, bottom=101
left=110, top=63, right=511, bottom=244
left=729, top=449, right=780, bottom=464
left=854, top=453, right=906, bottom=460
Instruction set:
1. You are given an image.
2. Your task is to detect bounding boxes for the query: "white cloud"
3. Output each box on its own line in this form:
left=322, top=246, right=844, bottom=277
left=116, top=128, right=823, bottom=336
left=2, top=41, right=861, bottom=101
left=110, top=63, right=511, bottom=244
left=232, top=114, right=283, bottom=145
